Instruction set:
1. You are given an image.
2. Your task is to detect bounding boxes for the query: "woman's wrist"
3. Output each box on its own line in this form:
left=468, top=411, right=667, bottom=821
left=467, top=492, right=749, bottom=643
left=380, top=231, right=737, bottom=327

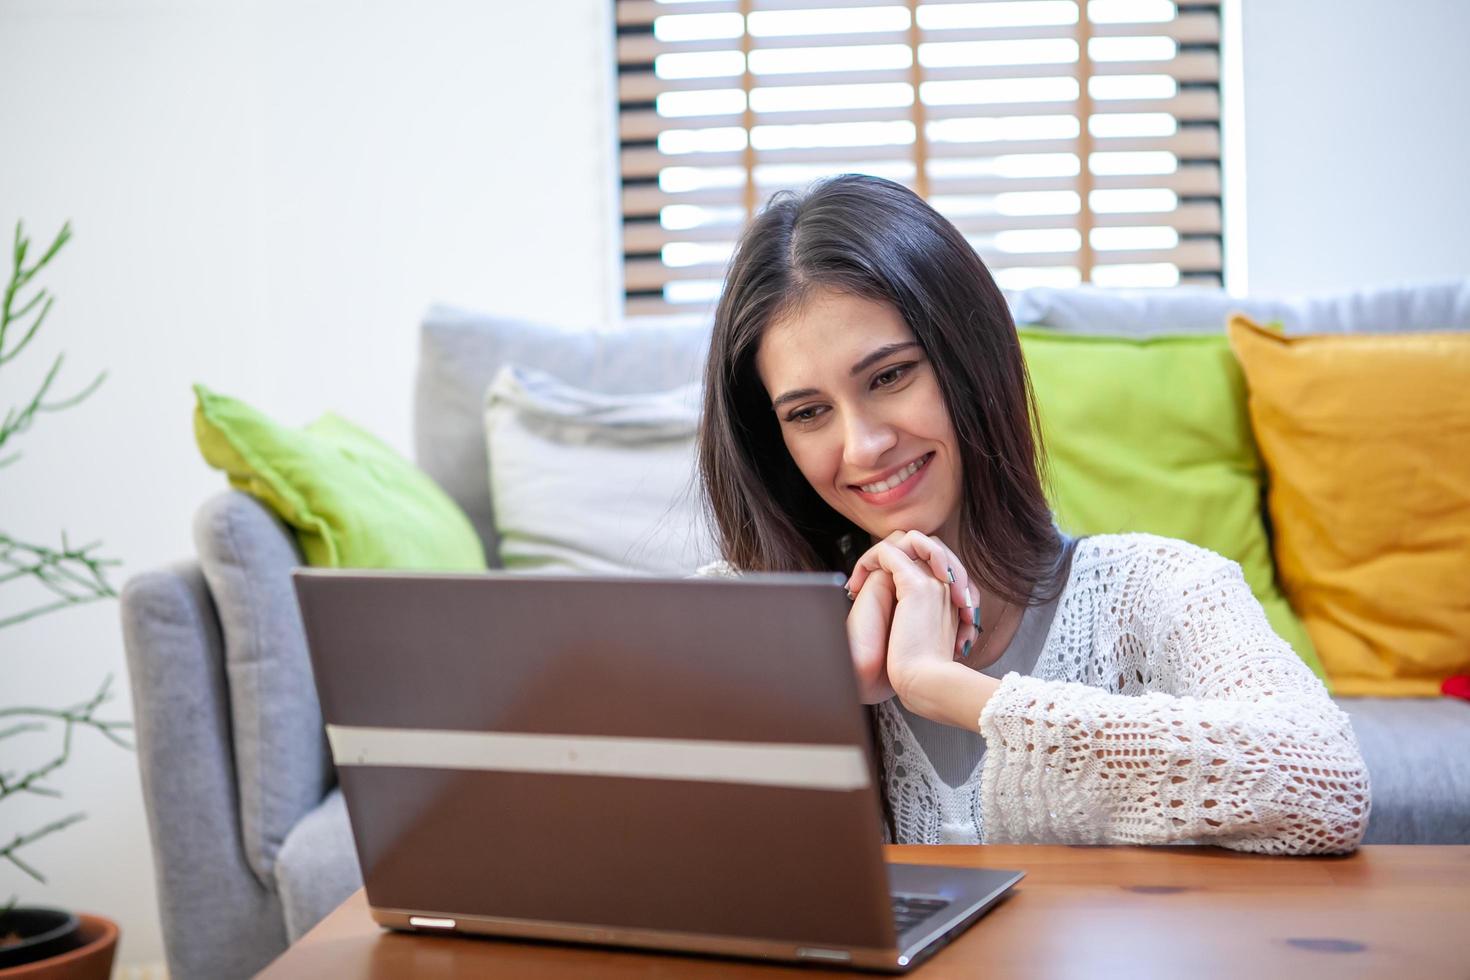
left=896, top=662, right=1001, bottom=731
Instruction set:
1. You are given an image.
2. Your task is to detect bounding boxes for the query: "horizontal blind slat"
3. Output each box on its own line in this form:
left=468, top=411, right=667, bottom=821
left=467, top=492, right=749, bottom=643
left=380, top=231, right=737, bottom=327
left=620, top=68, right=911, bottom=101
left=627, top=238, right=1220, bottom=289
left=929, top=128, right=1220, bottom=157
left=620, top=51, right=1218, bottom=102
left=946, top=201, right=1220, bottom=237
left=621, top=29, right=914, bottom=62
left=1091, top=51, right=1218, bottom=81
left=623, top=165, right=1219, bottom=217
left=620, top=17, right=1146, bottom=64
left=924, top=13, right=1218, bottom=46
left=616, top=12, right=1218, bottom=63
left=1087, top=11, right=1219, bottom=43
left=623, top=141, right=909, bottom=177
left=619, top=0, right=909, bottom=27
left=622, top=103, right=917, bottom=139
left=621, top=129, right=1218, bottom=179
left=1079, top=239, right=1221, bottom=269
left=928, top=164, right=1220, bottom=197
left=625, top=296, right=707, bottom=317
left=926, top=90, right=1218, bottom=121
left=618, top=0, right=737, bottom=23
left=625, top=201, right=1221, bottom=251
left=621, top=90, right=1217, bottom=140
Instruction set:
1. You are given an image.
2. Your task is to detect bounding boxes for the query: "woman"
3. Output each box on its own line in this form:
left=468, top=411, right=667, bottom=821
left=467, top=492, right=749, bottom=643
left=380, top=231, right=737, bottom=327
left=695, top=173, right=1370, bottom=854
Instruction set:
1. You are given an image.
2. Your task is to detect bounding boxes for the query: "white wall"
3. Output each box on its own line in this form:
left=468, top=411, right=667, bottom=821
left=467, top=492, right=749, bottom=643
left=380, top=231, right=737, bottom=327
left=1236, top=0, right=1470, bottom=292
left=4, top=0, right=1469, bottom=972
left=0, top=0, right=617, bottom=969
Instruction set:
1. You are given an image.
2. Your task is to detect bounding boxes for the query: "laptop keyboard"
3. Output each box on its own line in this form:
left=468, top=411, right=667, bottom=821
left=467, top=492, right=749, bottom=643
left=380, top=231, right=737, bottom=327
left=890, top=894, right=951, bottom=935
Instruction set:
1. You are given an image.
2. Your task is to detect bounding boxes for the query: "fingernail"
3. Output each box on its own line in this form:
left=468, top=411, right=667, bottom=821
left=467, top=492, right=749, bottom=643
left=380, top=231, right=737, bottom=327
left=972, top=605, right=981, bottom=628
left=846, top=590, right=855, bottom=601
left=964, top=586, right=974, bottom=608
left=962, top=639, right=972, bottom=659
left=946, top=566, right=955, bottom=583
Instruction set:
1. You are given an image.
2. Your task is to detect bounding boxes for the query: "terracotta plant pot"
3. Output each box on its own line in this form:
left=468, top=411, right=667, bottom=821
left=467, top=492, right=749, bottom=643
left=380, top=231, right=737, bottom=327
left=0, top=914, right=118, bottom=980
left=0, top=910, right=78, bottom=969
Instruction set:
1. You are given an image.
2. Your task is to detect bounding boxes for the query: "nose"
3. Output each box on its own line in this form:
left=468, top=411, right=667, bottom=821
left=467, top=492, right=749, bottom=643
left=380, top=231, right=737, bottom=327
left=842, top=409, right=898, bottom=474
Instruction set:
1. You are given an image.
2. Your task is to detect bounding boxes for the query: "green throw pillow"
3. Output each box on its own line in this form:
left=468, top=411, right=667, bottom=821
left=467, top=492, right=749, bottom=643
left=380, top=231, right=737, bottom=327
left=1016, top=328, right=1329, bottom=689
left=193, top=384, right=486, bottom=571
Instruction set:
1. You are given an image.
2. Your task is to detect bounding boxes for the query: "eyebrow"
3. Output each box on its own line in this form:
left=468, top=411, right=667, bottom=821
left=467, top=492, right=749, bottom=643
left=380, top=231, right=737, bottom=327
left=769, top=341, right=922, bottom=411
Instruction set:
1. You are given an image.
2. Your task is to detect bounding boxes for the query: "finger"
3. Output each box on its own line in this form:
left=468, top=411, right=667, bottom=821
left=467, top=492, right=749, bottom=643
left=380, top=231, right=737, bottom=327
left=868, top=540, right=952, bottom=600
left=848, top=569, right=897, bottom=702
left=870, top=531, right=976, bottom=625
left=853, top=565, right=895, bottom=600
left=847, top=529, right=939, bottom=596
left=845, top=530, right=907, bottom=598
left=954, top=617, right=981, bottom=660
left=898, top=530, right=976, bottom=625
left=925, top=532, right=978, bottom=627
left=848, top=531, right=977, bottom=626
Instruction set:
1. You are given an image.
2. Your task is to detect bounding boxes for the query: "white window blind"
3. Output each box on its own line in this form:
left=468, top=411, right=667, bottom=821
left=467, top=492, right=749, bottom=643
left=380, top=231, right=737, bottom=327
left=616, top=0, right=1223, bottom=316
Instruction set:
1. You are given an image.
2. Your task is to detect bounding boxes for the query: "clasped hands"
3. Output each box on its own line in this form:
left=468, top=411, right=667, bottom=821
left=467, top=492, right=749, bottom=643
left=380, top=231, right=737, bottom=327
left=844, top=531, right=998, bottom=726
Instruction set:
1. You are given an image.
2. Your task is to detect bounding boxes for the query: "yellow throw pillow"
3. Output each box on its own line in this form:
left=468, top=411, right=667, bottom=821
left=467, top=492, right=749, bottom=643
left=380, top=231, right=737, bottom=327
left=1227, top=315, right=1470, bottom=696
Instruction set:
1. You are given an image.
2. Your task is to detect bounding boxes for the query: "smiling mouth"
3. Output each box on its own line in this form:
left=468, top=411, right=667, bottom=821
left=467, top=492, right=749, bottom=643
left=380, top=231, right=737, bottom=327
left=853, top=453, right=933, bottom=494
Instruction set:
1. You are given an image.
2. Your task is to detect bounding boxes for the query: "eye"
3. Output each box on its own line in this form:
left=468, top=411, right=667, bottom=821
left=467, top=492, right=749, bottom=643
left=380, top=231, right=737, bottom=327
left=873, top=363, right=913, bottom=388
left=785, top=405, right=824, bottom=425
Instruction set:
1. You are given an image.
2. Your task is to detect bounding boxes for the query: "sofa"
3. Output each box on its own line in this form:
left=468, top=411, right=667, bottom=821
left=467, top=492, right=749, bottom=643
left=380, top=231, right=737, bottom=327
left=120, top=285, right=1470, bottom=980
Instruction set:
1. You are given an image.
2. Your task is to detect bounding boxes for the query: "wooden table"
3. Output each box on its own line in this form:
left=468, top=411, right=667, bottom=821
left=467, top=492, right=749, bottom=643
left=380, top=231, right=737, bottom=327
left=260, top=845, right=1469, bottom=979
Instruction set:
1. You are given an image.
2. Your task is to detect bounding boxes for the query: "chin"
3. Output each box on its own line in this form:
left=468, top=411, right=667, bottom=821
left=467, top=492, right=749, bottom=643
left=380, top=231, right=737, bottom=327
left=857, top=512, right=943, bottom=541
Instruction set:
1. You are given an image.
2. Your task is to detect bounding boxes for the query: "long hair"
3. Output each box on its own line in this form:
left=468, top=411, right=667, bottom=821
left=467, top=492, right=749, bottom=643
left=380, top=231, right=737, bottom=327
left=695, top=173, right=1076, bottom=840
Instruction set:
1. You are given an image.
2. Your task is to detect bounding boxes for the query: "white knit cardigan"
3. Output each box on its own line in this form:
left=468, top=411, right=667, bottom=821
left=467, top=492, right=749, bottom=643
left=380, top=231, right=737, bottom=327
left=697, top=532, right=1371, bottom=855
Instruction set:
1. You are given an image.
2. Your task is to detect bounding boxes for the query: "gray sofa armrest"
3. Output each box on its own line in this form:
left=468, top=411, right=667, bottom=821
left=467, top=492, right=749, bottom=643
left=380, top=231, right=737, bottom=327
left=120, top=562, right=287, bottom=980
left=1334, top=697, right=1470, bottom=844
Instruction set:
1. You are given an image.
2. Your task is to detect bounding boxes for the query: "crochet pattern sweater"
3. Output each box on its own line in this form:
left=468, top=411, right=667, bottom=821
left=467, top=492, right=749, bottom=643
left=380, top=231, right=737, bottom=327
left=697, top=532, right=1371, bottom=855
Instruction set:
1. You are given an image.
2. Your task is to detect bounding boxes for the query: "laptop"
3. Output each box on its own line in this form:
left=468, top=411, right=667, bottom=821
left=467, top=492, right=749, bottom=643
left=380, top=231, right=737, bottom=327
left=292, top=568, right=1024, bottom=972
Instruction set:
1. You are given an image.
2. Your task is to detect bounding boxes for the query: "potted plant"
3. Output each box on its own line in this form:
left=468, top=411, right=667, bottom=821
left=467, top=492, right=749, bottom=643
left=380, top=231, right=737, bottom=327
left=0, top=221, right=127, bottom=979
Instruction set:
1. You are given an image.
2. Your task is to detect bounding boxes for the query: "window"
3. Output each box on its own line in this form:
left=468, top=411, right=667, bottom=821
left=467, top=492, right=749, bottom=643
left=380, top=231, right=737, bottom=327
left=615, top=0, right=1223, bottom=315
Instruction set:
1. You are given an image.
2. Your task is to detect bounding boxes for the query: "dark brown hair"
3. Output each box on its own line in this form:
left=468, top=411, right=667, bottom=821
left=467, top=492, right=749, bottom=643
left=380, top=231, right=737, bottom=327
left=698, top=173, right=1070, bottom=598
left=695, top=173, right=1075, bottom=840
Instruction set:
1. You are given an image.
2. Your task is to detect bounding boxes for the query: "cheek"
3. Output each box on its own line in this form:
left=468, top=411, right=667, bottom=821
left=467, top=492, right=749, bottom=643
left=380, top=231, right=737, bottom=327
left=917, top=394, right=959, bottom=459
left=915, top=385, right=955, bottom=437
left=909, top=387, right=961, bottom=484
left=784, top=435, right=842, bottom=495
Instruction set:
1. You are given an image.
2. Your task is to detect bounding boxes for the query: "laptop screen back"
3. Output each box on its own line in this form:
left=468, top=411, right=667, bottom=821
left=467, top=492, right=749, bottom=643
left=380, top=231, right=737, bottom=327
left=294, top=570, right=897, bottom=948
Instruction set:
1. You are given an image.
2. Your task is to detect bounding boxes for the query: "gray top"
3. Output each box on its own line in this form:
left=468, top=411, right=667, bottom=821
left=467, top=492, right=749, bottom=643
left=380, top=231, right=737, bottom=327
left=896, top=535, right=1071, bottom=788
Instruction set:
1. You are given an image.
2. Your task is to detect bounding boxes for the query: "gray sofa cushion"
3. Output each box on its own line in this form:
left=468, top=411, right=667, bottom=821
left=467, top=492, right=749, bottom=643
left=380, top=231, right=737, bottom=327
left=413, top=304, right=712, bottom=564
left=274, top=788, right=361, bottom=942
left=194, top=491, right=333, bottom=885
left=415, top=283, right=1470, bottom=566
left=1008, top=279, right=1470, bottom=336
left=1334, top=697, right=1470, bottom=843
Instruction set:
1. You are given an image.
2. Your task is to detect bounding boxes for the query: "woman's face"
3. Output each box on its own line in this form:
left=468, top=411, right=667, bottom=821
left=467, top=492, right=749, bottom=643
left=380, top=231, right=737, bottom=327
left=754, top=287, right=964, bottom=545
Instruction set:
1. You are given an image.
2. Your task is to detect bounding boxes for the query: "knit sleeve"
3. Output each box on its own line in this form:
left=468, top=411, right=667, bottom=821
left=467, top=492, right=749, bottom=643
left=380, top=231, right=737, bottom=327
left=977, top=546, right=1371, bottom=855
left=690, top=559, right=739, bottom=578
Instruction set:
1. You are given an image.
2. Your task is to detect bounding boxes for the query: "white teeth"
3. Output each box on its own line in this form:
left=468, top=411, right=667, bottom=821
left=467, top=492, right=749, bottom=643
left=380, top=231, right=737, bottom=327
left=859, top=454, right=929, bottom=494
